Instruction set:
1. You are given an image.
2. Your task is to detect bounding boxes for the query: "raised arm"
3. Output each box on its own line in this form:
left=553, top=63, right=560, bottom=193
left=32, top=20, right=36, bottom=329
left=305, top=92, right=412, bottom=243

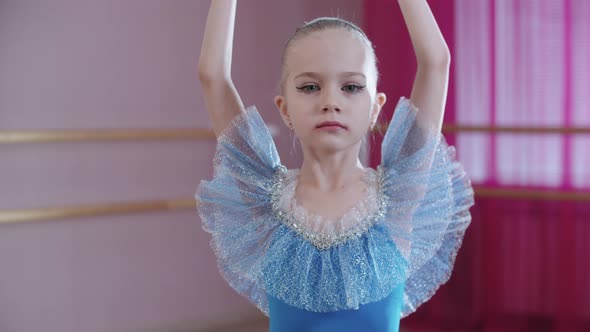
left=398, top=0, right=450, bottom=133
left=198, top=0, right=245, bottom=137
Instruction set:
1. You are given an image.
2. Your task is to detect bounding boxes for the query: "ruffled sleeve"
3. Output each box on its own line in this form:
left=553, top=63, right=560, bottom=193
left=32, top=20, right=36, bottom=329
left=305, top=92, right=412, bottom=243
left=378, top=97, right=475, bottom=317
left=195, top=106, right=285, bottom=314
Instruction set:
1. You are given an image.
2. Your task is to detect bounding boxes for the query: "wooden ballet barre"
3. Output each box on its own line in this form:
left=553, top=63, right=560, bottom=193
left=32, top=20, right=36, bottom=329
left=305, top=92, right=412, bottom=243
left=374, top=123, right=590, bottom=135
left=0, top=198, right=196, bottom=224
left=0, top=186, right=589, bottom=225
left=1, top=124, right=590, bottom=143
left=442, top=124, right=590, bottom=135
left=474, top=186, right=590, bottom=201
left=0, top=128, right=215, bottom=144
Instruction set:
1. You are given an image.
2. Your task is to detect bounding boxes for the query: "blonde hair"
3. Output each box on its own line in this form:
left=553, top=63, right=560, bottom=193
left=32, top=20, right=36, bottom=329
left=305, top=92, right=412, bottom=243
left=279, top=17, right=379, bottom=94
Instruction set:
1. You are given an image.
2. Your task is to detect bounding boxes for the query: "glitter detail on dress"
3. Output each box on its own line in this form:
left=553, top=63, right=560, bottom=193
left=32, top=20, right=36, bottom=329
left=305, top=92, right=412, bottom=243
left=270, top=166, right=388, bottom=250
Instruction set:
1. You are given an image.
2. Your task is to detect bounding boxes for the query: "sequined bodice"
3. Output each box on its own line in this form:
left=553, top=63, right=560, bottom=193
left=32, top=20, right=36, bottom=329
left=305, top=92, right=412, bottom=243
left=270, top=166, right=388, bottom=250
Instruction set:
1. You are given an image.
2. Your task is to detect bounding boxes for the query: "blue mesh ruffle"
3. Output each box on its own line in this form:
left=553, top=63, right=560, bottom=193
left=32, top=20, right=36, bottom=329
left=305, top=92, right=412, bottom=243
left=195, top=97, right=474, bottom=317
left=378, top=97, right=474, bottom=317
left=195, top=107, right=283, bottom=313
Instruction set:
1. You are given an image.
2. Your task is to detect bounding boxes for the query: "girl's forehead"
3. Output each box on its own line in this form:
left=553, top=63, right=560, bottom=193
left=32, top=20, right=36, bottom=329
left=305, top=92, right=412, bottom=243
left=286, top=29, right=370, bottom=75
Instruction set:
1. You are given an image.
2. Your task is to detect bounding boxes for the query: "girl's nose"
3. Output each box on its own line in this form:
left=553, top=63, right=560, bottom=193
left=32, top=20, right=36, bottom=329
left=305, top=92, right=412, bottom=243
left=321, top=89, right=341, bottom=112
left=322, top=104, right=341, bottom=112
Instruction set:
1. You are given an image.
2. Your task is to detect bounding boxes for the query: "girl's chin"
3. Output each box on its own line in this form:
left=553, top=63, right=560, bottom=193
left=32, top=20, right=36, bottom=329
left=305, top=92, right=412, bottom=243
left=299, top=138, right=363, bottom=153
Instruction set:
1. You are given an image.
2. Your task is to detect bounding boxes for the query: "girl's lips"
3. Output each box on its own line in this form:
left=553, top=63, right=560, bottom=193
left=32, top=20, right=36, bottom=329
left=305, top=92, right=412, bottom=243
left=316, top=121, right=347, bottom=129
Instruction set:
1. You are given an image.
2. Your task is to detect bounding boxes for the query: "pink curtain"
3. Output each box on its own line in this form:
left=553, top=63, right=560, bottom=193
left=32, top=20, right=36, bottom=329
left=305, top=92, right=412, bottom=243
left=455, top=0, right=590, bottom=188
left=365, top=0, right=590, bottom=331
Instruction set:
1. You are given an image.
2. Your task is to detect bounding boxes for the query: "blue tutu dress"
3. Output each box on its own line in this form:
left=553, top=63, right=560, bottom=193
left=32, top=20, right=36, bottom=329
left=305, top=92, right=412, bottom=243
left=195, top=97, right=474, bottom=332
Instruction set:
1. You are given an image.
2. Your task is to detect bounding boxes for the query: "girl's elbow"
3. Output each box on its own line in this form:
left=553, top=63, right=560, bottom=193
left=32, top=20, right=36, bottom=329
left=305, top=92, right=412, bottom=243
left=197, top=65, right=229, bottom=86
left=430, top=52, right=451, bottom=68
left=197, top=62, right=215, bottom=82
left=197, top=69, right=212, bottom=85
left=436, top=47, right=451, bottom=66
left=440, top=49, right=451, bottom=66
left=420, top=56, right=450, bottom=73
left=420, top=47, right=451, bottom=67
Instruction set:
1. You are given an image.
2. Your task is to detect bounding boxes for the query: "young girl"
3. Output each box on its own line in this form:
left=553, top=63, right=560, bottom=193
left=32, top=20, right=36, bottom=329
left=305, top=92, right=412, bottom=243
left=196, top=1, right=474, bottom=331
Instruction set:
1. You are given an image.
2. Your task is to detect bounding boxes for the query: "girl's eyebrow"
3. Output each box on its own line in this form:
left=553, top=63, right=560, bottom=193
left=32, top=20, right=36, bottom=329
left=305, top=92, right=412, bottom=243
left=293, top=72, right=366, bottom=80
left=293, top=72, right=321, bottom=80
left=342, top=72, right=366, bottom=79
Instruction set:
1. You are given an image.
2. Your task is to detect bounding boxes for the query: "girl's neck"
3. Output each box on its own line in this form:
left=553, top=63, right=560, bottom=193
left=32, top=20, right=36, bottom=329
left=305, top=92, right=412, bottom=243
left=298, top=149, right=366, bottom=192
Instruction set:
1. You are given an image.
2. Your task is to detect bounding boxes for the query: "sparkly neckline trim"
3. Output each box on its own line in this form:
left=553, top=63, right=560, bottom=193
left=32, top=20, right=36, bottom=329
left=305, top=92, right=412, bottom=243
left=270, top=165, right=388, bottom=250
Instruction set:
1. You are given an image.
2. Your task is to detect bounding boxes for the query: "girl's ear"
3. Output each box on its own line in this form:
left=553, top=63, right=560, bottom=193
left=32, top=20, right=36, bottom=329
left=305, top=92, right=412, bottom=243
left=274, top=95, right=291, bottom=128
left=370, top=92, right=387, bottom=127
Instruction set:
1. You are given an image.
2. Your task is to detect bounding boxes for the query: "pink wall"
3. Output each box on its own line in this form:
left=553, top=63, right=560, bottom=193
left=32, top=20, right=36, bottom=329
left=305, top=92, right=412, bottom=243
left=0, top=0, right=362, bottom=331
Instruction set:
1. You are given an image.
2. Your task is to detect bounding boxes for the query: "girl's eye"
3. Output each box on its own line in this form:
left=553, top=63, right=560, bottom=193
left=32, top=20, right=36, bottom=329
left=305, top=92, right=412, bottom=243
left=296, top=84, right=320, bottom=93
left=342, top=84, right=366, bottom=93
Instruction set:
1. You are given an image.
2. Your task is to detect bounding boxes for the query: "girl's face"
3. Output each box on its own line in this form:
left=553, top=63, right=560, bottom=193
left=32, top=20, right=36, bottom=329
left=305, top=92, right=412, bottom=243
left=275, top=28, right=386, bottom=154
